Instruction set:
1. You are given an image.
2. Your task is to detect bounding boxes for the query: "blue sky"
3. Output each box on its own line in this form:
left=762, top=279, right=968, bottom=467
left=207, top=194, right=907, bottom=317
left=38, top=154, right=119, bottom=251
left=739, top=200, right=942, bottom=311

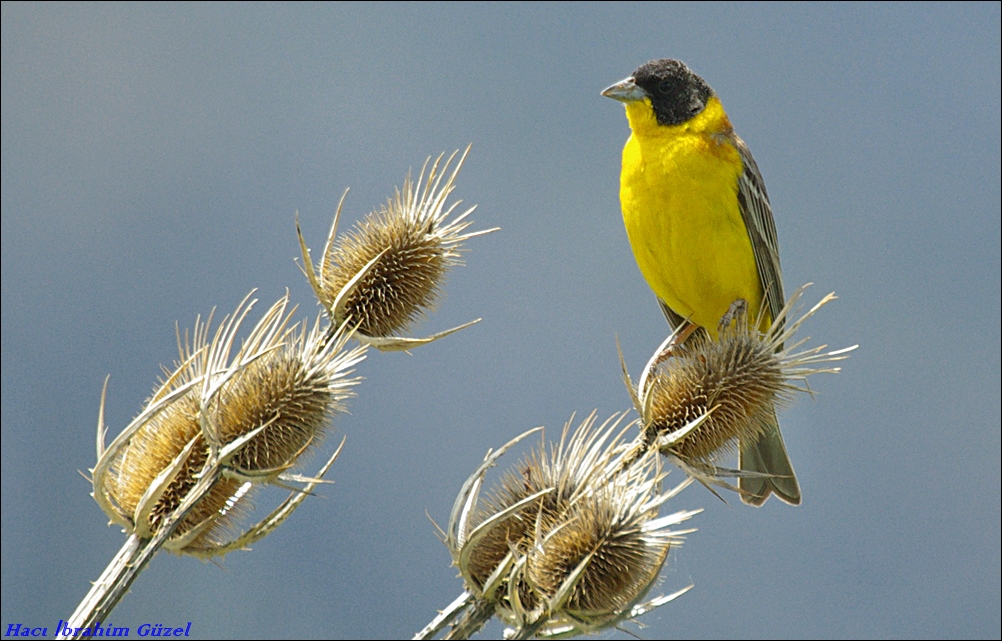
left=2, top=3, right=999, bottom=639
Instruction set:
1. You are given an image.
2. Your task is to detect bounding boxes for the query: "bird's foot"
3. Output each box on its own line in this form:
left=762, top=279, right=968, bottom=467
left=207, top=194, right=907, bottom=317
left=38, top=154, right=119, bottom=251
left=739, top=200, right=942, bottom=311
left=718, top=299, right=748, bottom=335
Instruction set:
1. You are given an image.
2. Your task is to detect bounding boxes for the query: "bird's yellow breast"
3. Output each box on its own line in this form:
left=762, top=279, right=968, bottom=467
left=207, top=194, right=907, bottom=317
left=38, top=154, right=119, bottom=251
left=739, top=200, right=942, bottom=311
left=620, top=96, right=764, bottom=337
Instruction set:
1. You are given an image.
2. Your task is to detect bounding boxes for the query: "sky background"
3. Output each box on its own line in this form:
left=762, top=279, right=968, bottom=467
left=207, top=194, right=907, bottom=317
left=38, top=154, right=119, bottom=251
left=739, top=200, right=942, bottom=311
left=2, top=3, right=999, bottom=639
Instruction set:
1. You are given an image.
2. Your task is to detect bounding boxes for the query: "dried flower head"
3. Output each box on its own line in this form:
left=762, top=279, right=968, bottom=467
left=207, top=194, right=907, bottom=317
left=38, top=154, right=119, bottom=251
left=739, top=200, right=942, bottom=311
left=627, top=285, right=856, bottom=495
left=298, top=146, right=497, bottom=351
left=443, top=413, right=700, bottom=639
left=459, top=413, right=630, bottom=592
left=91, top=293, right=366, bottom=556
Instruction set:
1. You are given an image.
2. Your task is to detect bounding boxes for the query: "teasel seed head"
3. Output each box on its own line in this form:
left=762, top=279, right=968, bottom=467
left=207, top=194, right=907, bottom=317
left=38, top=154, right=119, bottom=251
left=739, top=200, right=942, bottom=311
left=455, top=413, right=633, bottom=592
left=444, top=412, right=700, bottom=638
left=643, top=323, right=785, bottom=463
left=629, top=285, right=857, bottom=469
left=92, top=292, right=366, bottom=555
left=215, top=311, right=364, bottom=480
left=519, top=472, right=697, bottom=637
left=297, top=146, right=497, bottom=351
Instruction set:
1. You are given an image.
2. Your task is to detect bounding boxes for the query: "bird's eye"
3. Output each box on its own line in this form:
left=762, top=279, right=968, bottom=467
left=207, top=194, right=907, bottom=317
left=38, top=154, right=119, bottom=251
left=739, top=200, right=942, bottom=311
left=658, top=80, right=671, bottom=93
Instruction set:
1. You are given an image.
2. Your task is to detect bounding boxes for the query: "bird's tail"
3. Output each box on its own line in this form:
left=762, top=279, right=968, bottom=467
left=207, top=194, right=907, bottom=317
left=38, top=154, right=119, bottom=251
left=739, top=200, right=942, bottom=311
left=738, top=410, right=801, bottom=506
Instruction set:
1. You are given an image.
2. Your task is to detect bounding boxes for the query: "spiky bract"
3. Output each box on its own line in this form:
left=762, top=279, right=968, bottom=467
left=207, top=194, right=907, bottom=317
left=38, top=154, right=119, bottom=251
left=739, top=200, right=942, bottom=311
left=644, top=321, right=785, bottom=462
left=463, top=413, right=632, bottom=591
left=323, top=198, right=452, bottom=337
left=636, top=286, right=856, bottom=468
left=92, top=293, right=366, bottom=555
left=446, top=413, right=699, bottom=638
left=300, top=147, right=495, bottom=349
left=217, top=322, right=358, bottom=477
left=525, top=484, right=668, bottom=617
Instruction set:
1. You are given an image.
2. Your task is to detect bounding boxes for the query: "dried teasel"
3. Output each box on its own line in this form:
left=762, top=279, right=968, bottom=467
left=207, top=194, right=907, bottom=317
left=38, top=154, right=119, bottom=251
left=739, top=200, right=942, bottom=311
left=517, top=471, right=696, bottom=638
left=297, top=146, right=497, bottom=351
left=622, top=284, right=857, bottom=497
left=433, top=412, right=700, bottom=640
left=457, top=413, right=632, bottom=592
left=90, top=292, right=366, bottom=556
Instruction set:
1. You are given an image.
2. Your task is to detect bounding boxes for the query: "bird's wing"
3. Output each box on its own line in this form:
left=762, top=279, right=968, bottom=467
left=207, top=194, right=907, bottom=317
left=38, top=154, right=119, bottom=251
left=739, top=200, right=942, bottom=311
left=739, top=410, right=802, bottom=506
left=733, top=136, right=785, bottom=325
left=658, top=298, right=687, bottom=331
left=732, top=136, right=798, bottom=506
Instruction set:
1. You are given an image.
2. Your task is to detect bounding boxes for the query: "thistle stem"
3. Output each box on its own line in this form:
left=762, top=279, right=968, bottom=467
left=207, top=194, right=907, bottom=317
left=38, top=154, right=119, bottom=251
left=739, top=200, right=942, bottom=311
left=65, top=465, right=223, bottom=638
left=413, top=591, right=475, bottom=640
left=441, top=596, right=494, bottom=641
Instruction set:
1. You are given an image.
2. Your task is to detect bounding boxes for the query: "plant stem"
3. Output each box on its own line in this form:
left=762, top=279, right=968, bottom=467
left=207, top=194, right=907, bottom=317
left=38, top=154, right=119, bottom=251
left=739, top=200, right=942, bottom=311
left=65, top=465, right=223, bottom=638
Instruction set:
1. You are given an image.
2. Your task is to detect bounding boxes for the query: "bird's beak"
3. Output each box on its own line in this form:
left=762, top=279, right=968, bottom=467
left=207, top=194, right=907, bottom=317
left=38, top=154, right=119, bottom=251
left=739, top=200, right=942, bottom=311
left=601, top=76, right=645, bottom=103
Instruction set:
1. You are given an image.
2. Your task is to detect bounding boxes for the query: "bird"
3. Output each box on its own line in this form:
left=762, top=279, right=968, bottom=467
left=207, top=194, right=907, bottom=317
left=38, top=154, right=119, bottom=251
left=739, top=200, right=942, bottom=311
left=602, top=58, right=799, bottom=506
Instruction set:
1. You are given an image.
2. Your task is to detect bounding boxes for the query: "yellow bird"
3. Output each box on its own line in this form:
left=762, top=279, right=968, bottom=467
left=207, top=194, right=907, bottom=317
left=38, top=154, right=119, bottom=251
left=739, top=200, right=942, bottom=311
left=603, top=58, right=799, bottom=506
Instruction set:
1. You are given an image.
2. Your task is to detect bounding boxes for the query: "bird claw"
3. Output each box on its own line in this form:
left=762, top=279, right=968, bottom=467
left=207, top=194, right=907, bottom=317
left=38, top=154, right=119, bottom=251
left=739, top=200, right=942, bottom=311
left=718, top=299, right=748, bottom=334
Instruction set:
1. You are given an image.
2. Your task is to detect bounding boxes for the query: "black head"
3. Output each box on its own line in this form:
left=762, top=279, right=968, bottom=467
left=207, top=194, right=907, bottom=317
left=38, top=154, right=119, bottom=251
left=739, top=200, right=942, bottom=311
left=632, top=59, right=714, bottom=126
